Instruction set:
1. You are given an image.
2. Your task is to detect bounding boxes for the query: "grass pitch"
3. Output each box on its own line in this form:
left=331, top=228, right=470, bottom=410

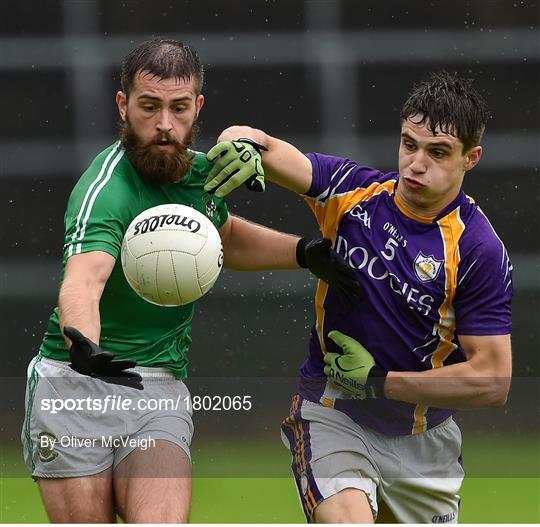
left=1, top=436, right=538, bottom=523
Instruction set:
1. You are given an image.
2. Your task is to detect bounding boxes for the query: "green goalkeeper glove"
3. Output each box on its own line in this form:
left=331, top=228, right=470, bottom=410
left=323, top=330, right=387, bottom=400
left=205, top=139, right=267, bottom=197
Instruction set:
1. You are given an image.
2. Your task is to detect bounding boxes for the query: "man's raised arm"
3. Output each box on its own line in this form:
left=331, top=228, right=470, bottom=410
left=204, top=125, right=313, bottom=197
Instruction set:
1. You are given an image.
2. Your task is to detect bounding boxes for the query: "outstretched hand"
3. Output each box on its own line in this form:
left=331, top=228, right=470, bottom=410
left=323, top=330, right=386, bottom=399
left=64, top=326, right=143, bottom=390
left=205, top=139, right=267, bottom=197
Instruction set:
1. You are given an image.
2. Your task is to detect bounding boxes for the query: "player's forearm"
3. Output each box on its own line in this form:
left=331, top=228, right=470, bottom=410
left=217, top=125, right=267, bottom=147
left=217, top=125, right=312, bottom=194
left=384, top=362, right=511, bottom=409
left=223, top=216, right=299, bottom=271
left=58, top=278, right=102, bottom=344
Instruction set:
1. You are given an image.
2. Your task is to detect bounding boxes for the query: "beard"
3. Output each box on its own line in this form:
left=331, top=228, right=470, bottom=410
left=119, top=116, right=199, bottom=185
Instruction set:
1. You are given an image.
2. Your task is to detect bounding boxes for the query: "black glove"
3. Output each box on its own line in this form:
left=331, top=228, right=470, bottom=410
left=64, top=326, right=143, bottom=390
left=296, top=238, right=363, bottom=306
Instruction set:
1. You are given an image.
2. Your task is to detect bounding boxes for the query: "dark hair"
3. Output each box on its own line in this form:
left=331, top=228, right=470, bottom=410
left=400, top=71, right=489, bottom=151
left=120, top=38, right=204, bottom=97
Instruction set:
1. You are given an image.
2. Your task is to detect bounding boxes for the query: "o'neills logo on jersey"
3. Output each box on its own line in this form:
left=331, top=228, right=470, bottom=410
left=133, top=214, right=201, bottom=235
left=432, top=512, right=456, bottom=523
left=414, top=251, right=443, bottom=282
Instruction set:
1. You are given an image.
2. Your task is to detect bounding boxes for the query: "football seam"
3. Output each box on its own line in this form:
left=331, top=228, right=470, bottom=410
left=169, top=251, right=183, bottom=305
left=193, top=252, right=203, bottom=297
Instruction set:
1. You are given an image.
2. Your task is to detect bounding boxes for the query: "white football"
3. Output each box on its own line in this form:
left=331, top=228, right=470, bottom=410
left=121, top=204, right=224, bottom=306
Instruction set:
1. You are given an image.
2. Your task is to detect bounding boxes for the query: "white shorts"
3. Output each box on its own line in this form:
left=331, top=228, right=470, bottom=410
left=22, top=356, right=193, bottom=478
left=281, top=396, right=464, bottom=523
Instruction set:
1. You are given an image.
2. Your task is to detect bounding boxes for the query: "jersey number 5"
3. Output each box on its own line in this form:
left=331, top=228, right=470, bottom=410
left=381, top=238, right=399, bottom=261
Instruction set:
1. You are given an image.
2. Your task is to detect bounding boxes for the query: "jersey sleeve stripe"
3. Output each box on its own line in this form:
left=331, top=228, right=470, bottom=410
left=313, top=161, right=350, bottom=201
left=326, top=165, right=356, bottom=199
left=75, top=148, right=125, bottom=253
left=457, top=258, right=478, bottom=286
left=66, top=145, right=125, bottom=256
left=69, top=142, right=121, bottom=248
left=476, top=207, right=513, bottom=283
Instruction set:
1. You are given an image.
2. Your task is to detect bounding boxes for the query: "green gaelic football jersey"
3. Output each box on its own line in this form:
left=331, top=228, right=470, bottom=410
left=40, top=141, right=228, bottom=378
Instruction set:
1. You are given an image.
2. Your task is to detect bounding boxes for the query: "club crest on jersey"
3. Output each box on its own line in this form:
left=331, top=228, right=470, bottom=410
left=414, top=252, right=443, bottom=282
left=203, top=196, right=217, bottom=219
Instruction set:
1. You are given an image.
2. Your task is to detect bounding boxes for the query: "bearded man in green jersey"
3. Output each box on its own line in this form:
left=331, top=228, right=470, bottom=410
left=21, top=39, right=361, bottom=523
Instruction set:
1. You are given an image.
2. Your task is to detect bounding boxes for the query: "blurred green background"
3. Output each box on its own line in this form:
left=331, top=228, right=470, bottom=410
left=2, top=437, right=538, bottom=523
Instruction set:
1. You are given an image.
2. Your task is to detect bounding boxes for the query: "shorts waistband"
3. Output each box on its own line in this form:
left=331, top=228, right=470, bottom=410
left=133, top=365, right=177, bottom=379
left=39, top=356, right=177, bottom=379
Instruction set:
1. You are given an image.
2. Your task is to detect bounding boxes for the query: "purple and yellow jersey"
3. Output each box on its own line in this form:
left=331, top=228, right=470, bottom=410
left=298, top=153, right=512, bottom=436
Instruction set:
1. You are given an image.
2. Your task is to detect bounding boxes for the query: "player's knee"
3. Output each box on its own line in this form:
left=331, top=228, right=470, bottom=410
left=121, top=482, right=191, bottom=523
left=124, top=505, right=188, bottom=524
left=313, top=488, right=374, bottom=524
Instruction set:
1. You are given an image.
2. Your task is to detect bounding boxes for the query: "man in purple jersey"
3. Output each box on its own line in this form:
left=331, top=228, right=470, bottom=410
left=205, top=71, right=512, bottom=523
